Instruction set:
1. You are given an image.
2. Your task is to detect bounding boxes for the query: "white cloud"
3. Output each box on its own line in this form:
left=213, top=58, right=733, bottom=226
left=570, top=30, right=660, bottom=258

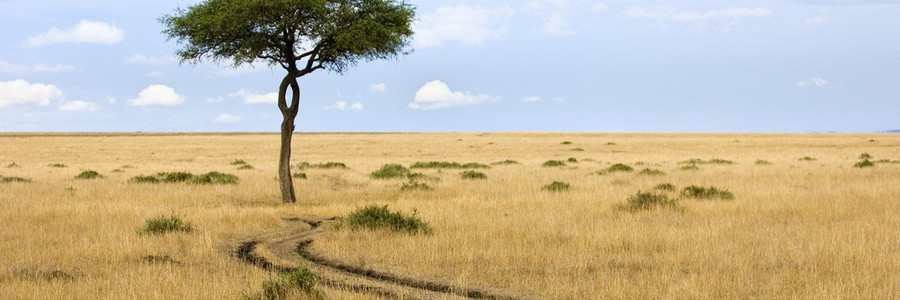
left=410, top=80, right=496, bottom=110
left=0, top=79, right=64, bottom=109
left=214, top=113, right=243, bottom=123
left=522, top=96, right=542, bottom=102
left=415, top=5, right=514, bottom=47
left=229, top=89, right=277, bottom=104
left=805, top=15, right=829, bottom=25
left=371, top=83, right=388, bottom=92
left=797, top=77, right=829, bottom=87
left=626, top=6, right=773, bottom=22
left=128, top=85, right=185, bottom=106
left=327, top=101, right=364, bottom=111
left=0, top=60, right=74, bottom=74
left=25, top=20, right=124, bottom=47
left=59, top=100, right=98, bottom=112
left=127, top=54, right=173, bottom=65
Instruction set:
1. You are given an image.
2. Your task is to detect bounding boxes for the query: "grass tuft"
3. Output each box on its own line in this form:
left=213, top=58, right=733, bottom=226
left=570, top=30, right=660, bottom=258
left=542, top=181, right=571, bottom=192
left=567, top=157, right=578, bottom=163
left=460, top=170, right=487, bottom=180
left=342, top=205, right=432, bottom=235
left=400, top=179, right=432, bottom=191
left=491, top=159, right=519, bottom=165
left=653, top=183, right=676, bottom=191
left=799, top=156, right=817, bottom=161
left=561, top=141, right=572, bottom=145
left=75, top=170, right=103, bottom=180
left=755, top=159, right=773, bottom=165
left=130, top=171, right=238, bottom=184
left=681, top=185, right=734, bottom=200
left=6, top=162, right=19, bottom=168
left=542, top=160, right=567, bottom=167
left=292, top=173, right=308, bottom=179
left=680, top=164, right=700, bottom=171
left=597, top=163, right=634, bottom=175
left=617, top=191, right=680, bottom=212
left=191, top=171, right=239, bottom=184
left=229, top=159, right=248, bottom=166
left=854, top=159, right=875, bottom=168
left=370, top=164, right=410, bottom=179
left=297, top=161, right=348, bottom=170
left=639, top=168, right=665, bottom=176
left=859, top=153, right=873, bottom=160
left=411, top=161, right=489, bottom=169
left=48, top=163, right=67, bottom=168
left=1, top=175, right=31, bottom=183
left=140, top=214, right=193, bottom=235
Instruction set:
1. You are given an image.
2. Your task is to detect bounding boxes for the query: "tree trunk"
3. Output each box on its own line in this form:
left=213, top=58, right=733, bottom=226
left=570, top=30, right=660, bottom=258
left=277, top=74, right=301, bottom=204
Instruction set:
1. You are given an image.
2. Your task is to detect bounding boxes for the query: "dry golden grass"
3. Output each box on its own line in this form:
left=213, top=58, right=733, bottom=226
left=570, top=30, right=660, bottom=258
left=1, top=132, right=899, bottom=299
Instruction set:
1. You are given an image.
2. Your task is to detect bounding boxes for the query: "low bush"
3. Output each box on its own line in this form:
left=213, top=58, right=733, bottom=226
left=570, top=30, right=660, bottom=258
left=400, top=180, right=432, bottom=191
left=254, top=267, right=321, bottom=300
left=571, top=148, right=585, bottom=151
left=680, top=165, right=699, bottom=171
left=859, top=153, right=873, bottom=160
left=567, top=157, right=578, bottom=163
left=799, top=156, right=817, bottom=161
left=74, top=170, right=103, bottom=180
left=191, top=171, right=239, bottom=184
left=653, top=183, right=676, bottom=191
left=48, top=163, right=67, bottom=168
left=297, top=161, right=348, bottom=170
left=597, top=163, right=633, bottom=175
left=460, top=170, right=487, bottom=180
left=561, top=141, right=573, bottom=145
left=679, top=158, right=733, bottom=165
left=130, top=171, right=238, bottom=184
left=543, top=160, right=567, bottom=167
left=140, top=214, right=193, bottom=235
left=292, top=173, right=308, bottom=179
left=639, top=168, right=665, bottom=176
left=343, top=205, right=432, bottom=235
left=854, top=159, right=875, bottom=168
left=230, top=159, right=248, bottom=166
left=370, top=164, right=409, bottom=179
left=755, top=159, right=773, bottom=165
left=411, top=161, right=489, bottom=169
left=681, top=185, right=734, bottom=200
left=542, top=181, right=571, bottom=192
left=237, top=164, right=254, bottom=170
left=491, top=159, right=519, bottom=165
left=617, top=191, right=680, bottom=212
left=1, top=175, right=30, bottom=183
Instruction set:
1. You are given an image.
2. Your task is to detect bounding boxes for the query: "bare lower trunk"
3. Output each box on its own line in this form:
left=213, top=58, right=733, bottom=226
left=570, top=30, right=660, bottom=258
left=277, top=73, right=301, bottom=204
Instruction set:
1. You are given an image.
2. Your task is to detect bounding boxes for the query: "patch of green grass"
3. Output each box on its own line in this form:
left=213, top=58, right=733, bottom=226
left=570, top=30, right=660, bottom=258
left=491, top=159, right=519, bottom=165
left=859, top=153, right=873, bottom=160
left=755, top=159, right=773, bottom=165
left=246, top=267, right=322, bottom=300
left=237, top=164, right=254, bottom=170
left=130, top=171, right=238, bottom=184
left=875, top=159, right=900, bottom=164
left=74, top=170, right=103, bottom=180
left=561, top=141, right=573, bottom=145
left=191, top=171, right=239, bottom=184
left=342, top=205, right=432, bottom=235
left=230, top=159, right=248, bottom=166
left=297, top=161, right=348, bottom=170
left=571, top=148, right=585, bottom=151
left=48, top=163, right=67, bottom=168
left=617, top=191, right=681, bottom=212
left=400, top=180, right=432, bottom=191
left=681, top=185, right=734, bottom=200
left=708, top=158, right=734, bottom=165
left=567, top=157, right=578, bottom=163
left=460, top=170, right=487, bottom=180
left=799, top=156, right=817, bottom=161
left=140, top=214, right=193, bottom=235
left=679, top=158, right=733, bottom=165
left=653, top=183, right=676, bottom=191
left=606, top=142, right=617, bottom=145
left=542, top=160, right=567, bottom=167
left=410, top=161, right=489, bottom=169
left=1, top=175, right=31, bottom=183
left=596, top=163, right=634, bottom=175
left=292, top=173, right=308, bottom=179
left=854, top=159, right=875, bottom=168
left=542, top=181, right=571, bottom=192
left=370, top=164, right=410, bottom=179
left=130, top=175, right=160, bottom=183
left=638, top=168, right=665, bottom=176
left=680, top=164, right=700, bottom=171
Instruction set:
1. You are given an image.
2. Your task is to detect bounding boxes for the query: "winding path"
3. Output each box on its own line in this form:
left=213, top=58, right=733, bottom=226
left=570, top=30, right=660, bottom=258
left=220, top=216, right=536, bottom=300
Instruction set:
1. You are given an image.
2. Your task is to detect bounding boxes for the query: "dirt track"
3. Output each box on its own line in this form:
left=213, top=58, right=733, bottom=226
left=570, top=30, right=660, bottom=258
left=221, top=216, right=536, bottom=300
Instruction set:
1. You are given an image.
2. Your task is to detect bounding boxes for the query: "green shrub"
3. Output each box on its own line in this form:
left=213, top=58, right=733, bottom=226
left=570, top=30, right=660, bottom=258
left=561, top=141, right=573, bottom=145
left=755, top=159, right=772, bottom=165
left=854, top=159, right=875, bottom=168
left=542, top=160, right=567, bottom=167
left=571, top=148, right=585, bottom=151
left=460, top=170, right=487, bottom=180
left=679, top=158, right=733, bottom=165
left=653, top=183, right=676, bottom=191
left=370, top=164, right=409, bottom=179
left=639, top=168, right=665, bottom=176
left=491, top=159, right=519, bottom=165
left=678, top=159, right=705, bottom=165
left=292, top=173, right=308, bottom=179
left=875, top=159, right=900, bottom=164
left=597, top=163, right=633, bottom=175
left=410, top=161, right=489, bottom=169
left=400, top=180, right=432, bottom=191
left=859, top=153, right=873, bottom=160
left=680, top=164, right=699, bottom=171
left=799, top=156, right=817, bottom=161
left=130, top=175, right=160, bottom=183
left=230, top=159, right=248, bottom=166
left=708, top=158, right=734, bottom=165
left=191, top=171, right=239, bottom=184
left=130, top=171, right=238, bottom=185
left=542, top=181, right=571, bottom=192
left=237, top=164, right=254, bottom=170
left=343, top=205, right=432, bottom=235
left=1, top=175, right=30, bottom=183
left=48, top=163, right=67, bottom=168
left=255, top=267, right=322, bottom=300
left=297, top=161, right=348, bottom=170
left=681, top=185, right=734, bottom=200
left=140, top=214, right=193, bottom=235
left=162, top=172, right=194, bottom=183
left=606, top=142, right=617, bottom=145
left=617, top=191, right=680, bottom=212
left=567, top=157, right=578, bottom=163
left=75, top=170, right=103, bottom=180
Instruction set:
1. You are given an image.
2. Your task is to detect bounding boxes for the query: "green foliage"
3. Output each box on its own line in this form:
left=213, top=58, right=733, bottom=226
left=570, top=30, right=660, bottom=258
left=343, top=205, right=432, bottom=235
left=799, top=156, right=817, bottom=161
left=542, top=160, right=567, bottom=167
left=297, top=161, right=348, bottom=170
left=6, top=162, right=19, bottom=168
left=292, top=173, right=308, bottom=179
left=567, top=157, right=578, bottom=163
left=191, top=171, right=239, bottom=184
left=237, top=164, right=255, bottom=170
left=639, top=168, right=665, bottom=176
left=755, top=159, right=773, bottom=165
left=859, top=153, right=873, bottom=160
left=596, top=163, right=634, bottom=175
left=370, top=164, right=409, bottom=179
left=230, top=159, right=248, bottom=166
left=618, top=191, right=680, bottom=212
left=140, top=214, right=193, bottom=235
left=48, top=163, right=67, bottom=168
left=130, top=175, right=161, bottom=184
left=460, top=170, right=487, bottom=180
left=653, top=183, right=676, bottom=191
left=681, top=186, right=734, bottom=200
left=74, top=170, right=103, bottom=180
left=400, top=179, right=432, bottom=191
left=571, top=148, right=585, bottom=151
left=130, top=171, right=238, bottom=184
left=411, top=161, right=489, bottom=169
left=561, top=141, right=573, bottom=145
left=1, top=175, right=31, bottom=183
left=680, top=164, right=700, bottom=171
left=491, top=159, right=519, bottom=165
left=854, top=159, right=875, bottom=168
left=250, top=267, right=322, bottom=300
left=679, top=158, right=733, bottom=165
left=542, top=181, right=571, bottom=192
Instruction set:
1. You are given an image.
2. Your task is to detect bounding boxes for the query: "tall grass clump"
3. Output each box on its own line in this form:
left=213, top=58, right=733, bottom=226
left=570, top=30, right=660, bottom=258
left=679, top=158, right=733, bottom=165
left=243, top=267, right=321, bottom=300
left=596, top=163, right=634, bottom=175
left=400, top=179, right=432, bottom=191
left=140, top=214, right=193, bottom=235
left=617, top=191, right=680, bottom=212
left=74, top=170, right=103, bottom=180
left=460, top=170, right=487, bottom=180
left=681, top=185, right=734, bottom=200
left=297, top=161, right=348, bottom=170
left=799, top=156, right=817, bottom=161
left=1, top=175, right=31, bottom=183
left=653, top=183, right=676, bottom=191
left=130, top=171, right=238, bottom=184
left=191, top=171, right=239, bottom=184
left=48, top=163, right=67, bottom=168
left=342, top=205, right=432, bottom=235
left=854, top=159, right=875, bottom=168
left=755, top=159, right=773, bottom=165
left=639, top=168, right=665, bottom=176
left=542, top=181, right=571, bottom=192
left=411, top=161, right=489, bottom=169
left=491, top=159, right=519, bottom=165
left=543, top=160, right=567, bottom=167
left=370, top=164, right=410, bottom=179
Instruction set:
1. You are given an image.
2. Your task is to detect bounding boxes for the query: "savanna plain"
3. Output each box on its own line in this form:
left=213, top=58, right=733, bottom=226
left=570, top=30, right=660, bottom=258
left=1, top=132, right=899, bottom=299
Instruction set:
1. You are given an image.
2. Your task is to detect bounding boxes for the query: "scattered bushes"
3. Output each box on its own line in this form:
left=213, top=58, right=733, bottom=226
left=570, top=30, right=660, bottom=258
left=542, top=181, right=571, bottom=192
left=411, top=161, right=489, bottom=169
left=854, top=159, right=875, bottom=168
left=617, top=191, right=680, bottom=212
left=543, top=160, right=567, bottom=167
left=297, top=161, right=348, bottom=170
left=679, top=158, right=733, bottom=165
left=491, top=159, right=519, bottom=165
left=653, top=183, right=676, bottom=191
left=1, top=175, right=30, bottom=183
left=799, top=156, right=817, bottom=161
left=342, top=205, right=432, bottom=235
left=74, top=170, right=103, bottom=180
left=130, top=171, right=238, bottom=184
left=140, top=214, right=193, bottom=235
left=460, top=170, right=487, bottom=180
left=370, top=164, right=410, bottom=179
left=639, top=168, right=665, bottom=176
left=596, top=163, right=633, bottom=175
left=681, top=185, right=734, bottom=200
left=48, top=163, right=67, bottom=168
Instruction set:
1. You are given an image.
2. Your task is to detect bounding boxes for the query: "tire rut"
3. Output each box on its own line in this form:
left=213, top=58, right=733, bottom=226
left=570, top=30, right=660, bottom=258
left=221, top=215, right=536, bottom=300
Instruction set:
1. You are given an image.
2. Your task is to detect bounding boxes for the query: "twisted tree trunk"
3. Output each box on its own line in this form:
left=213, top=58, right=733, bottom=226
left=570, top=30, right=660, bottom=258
left=277, top=73, right=301, bottom=203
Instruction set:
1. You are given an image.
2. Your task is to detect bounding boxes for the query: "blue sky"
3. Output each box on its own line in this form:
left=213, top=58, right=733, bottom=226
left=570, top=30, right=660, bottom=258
left=1, top=0, right=898, bottom=133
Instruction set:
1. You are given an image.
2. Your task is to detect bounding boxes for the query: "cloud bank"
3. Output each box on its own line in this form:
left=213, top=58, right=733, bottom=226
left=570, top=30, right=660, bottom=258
left=0, top=79, right=64, bottom=109
left=25, top=20, right=124, bottom=47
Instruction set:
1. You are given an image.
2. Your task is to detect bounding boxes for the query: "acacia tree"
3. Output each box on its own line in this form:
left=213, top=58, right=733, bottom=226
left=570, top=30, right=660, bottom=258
left=161, top=0, right=415, bottom=203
